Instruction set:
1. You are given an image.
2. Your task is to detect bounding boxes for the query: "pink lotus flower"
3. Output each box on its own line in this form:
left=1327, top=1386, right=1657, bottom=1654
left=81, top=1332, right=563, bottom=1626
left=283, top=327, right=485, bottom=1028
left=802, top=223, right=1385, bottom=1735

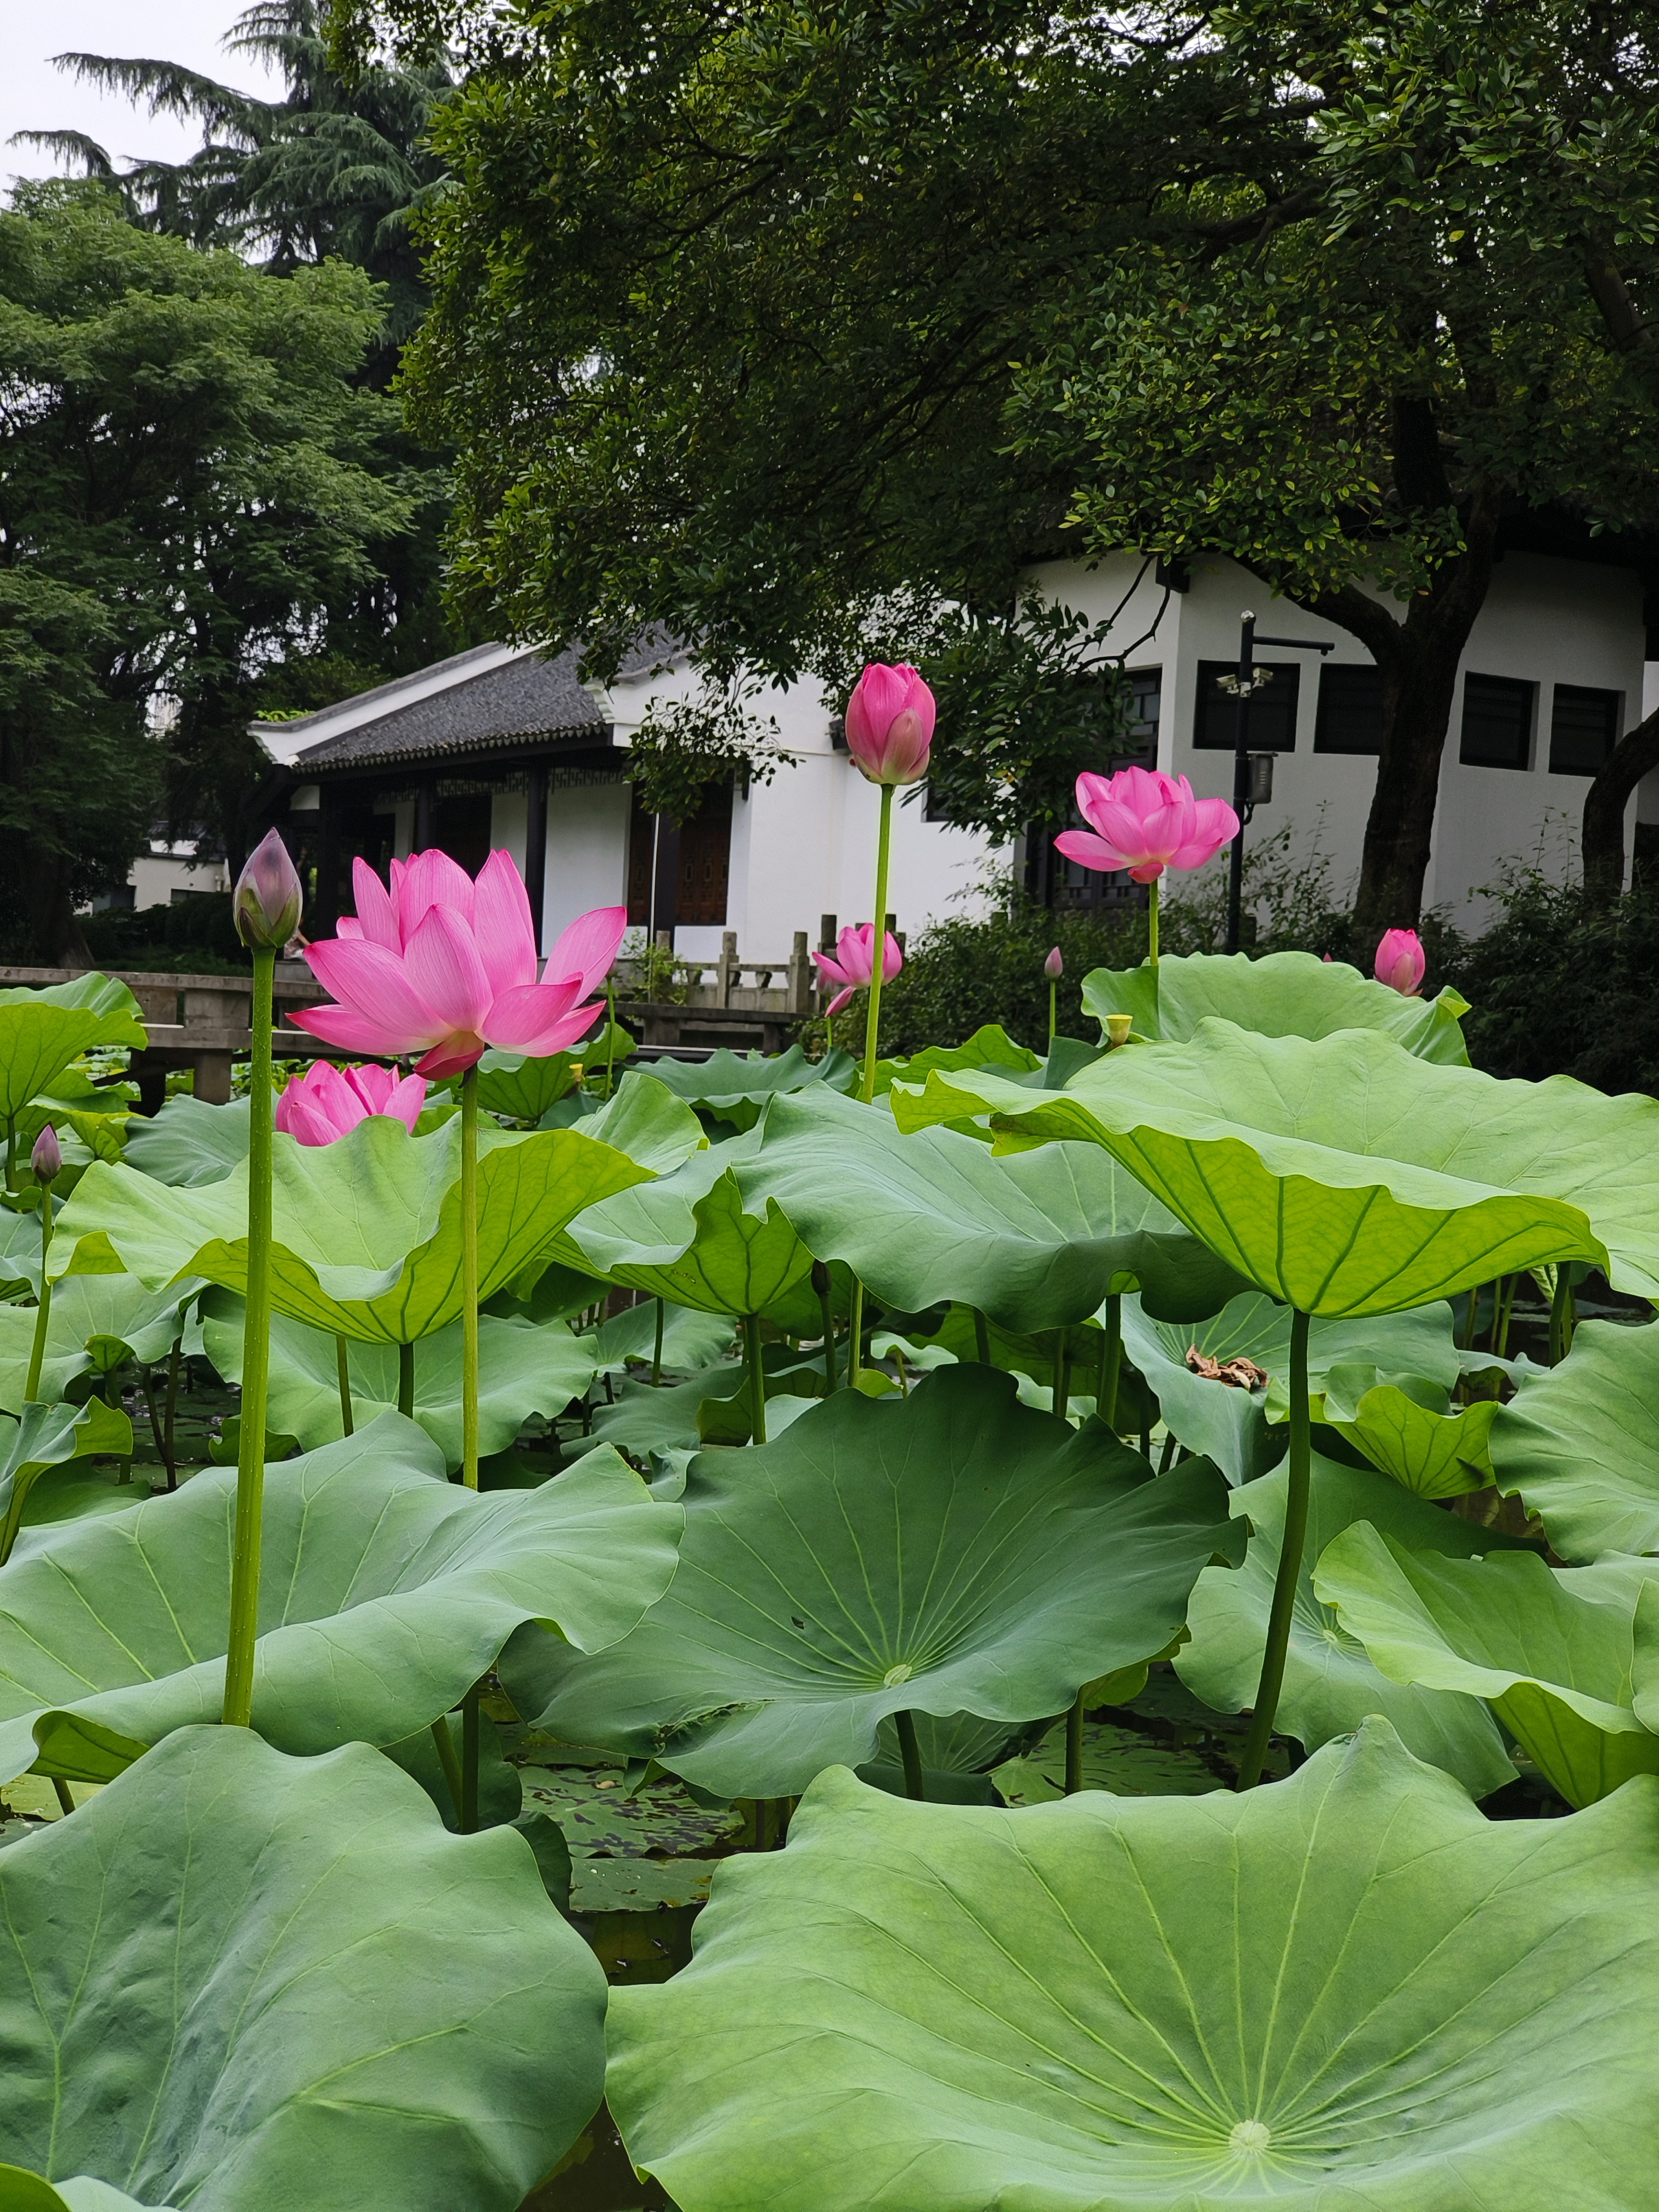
left=275, top=1060, right=428, bottom=1146
left=296, top=848, right=627, bottom=1079
left=1054, top=766, right=1239, bottom=884
left=1374, top=928, right=1426, bottom=996
left=814, top=923, right=902, bottom=1017
left=844, top=664, right=935, bottom=786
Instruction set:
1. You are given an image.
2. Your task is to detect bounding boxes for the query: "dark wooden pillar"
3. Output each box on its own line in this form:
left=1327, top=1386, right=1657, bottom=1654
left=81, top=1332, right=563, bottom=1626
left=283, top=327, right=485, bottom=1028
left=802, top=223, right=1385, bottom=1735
left=313, top=785, right=341, bottom=939
left=415, top=777, right=436, bottom=850
left=524, top=761, right=549, bottom=953
left=649, top=814, right=680, bottom=945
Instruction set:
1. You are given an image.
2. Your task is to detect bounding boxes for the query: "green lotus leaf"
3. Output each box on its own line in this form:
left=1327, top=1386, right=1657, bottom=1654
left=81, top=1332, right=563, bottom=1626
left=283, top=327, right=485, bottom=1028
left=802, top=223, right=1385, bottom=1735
left=894, top=1024, right=1640, bottom=1313
left=635, top=1042, right=858, bottom=1131
left=15, top=1073, right=138, bottom=1171
left=0, top=1414, right=681, bottom=1783
left=1081, top=949, right=1472, bottom=1063
left=991, top=1709, right=1224, bottom=1804
left=500, top=1365, right=1241, bottom=1800
left=1122, top=1294, right=1460, bottom=1485
left=1314, top=1526, right=1659, bottom=1806
left=0, top=1276, right=193, bottom=1415
left=581, top=1365, right=748, bottom=1460
left=573, top=1070, right=708, bottom=1174
left=567, top=1135, right=815, bottom=1318
left=609, top=1719, right=1659, bottom=2212
left=121, top=1096, right=252, bottom=1187
left=50, top=1109, right=673, bottom=1345
left=583, top=1300, right=734, bottom=1376
left=1489, top=1317, right=1659, bottom=1560
left=871, top=1022, right=1042, bottom=1097
left=0, top=1724, right=604, bottom=2211
left=0, top=976, right=146, bottom=1128
left=741, top=1087, right=1249, bottom=1329
left=0, top=1400, right=134, bottom=1566
left=1178, top=1454, right=1517, bottom=1795
left=1323, top=1372, right=1497, bottom=1498
left=201, top=1300, right=595, bottom=1465
left=0, top=1209, right=47, bottom=1300
left=471, top=1043, right=584, bottom=1122
left=0, top=2167, right=160, bottom=2210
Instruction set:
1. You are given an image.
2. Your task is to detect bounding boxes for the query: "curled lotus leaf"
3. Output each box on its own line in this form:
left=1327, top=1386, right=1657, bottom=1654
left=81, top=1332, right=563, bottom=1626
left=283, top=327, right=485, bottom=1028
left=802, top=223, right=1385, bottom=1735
left=1321, top=1370, right=1497, bottom=1499
left=893, top=1023, right=1647, bottom=1313
left=0, top=975, right=146, bottom=1127
left=1489, top=1317, right=1659, bottom=1561
left=500, top=1364, right=1240, bottom=1801
left=1081, top=949, right=1471, bottom=1063
left=607, top=1720, right=1659, bottom=2211
left=0, top=1725, right=603, bottom=2212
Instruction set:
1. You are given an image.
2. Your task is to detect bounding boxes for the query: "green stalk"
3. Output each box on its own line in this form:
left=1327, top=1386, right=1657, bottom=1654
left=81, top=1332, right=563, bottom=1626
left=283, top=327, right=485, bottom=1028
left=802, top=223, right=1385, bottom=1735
left=335, top=1334, right=354, bottom=1437
left=460, top=1063, right=480, bottom=1488
left=1048, top=977, right=1057, bottom=1049
left=848, top=1279, right=864, bottom=1381
left=894, top=1708, right=926, bottom=1801
left=1147, top=876, right=1160, bottom=967
left=1158, top=1429, right=1179, bottom=1474
left=973, top=1307, right=991, bottom=1367
left=398, top=1339, right=415, bottom=1419
left=460, top=1686, right=480, bottom=1833
left=651, top=1294, right=665, bottom=1386
left=1065, top=1689, right=1084, bottom=1794
left=743, top=1313, right=768, bottom=1444
left=162, top=1337, right=180, bottom=1490
left=604, top=977, right=619, bottom=1097
left=1495, top=1274, right=1516, bottom=1359
left=431, top=1714, right=464, bottom=1824
left=109, top=1365, right=131, bottom=1483
left=223, top=945, right=276, bottom=1730
left=1548, top=1270, right=1575, bottom=1367
left=23, top=1192, right=54, bottom=1404
left=52, top=1778, right=75, bottom=1816
left=1053, top=1330, right=1070, bottom=1421
left=3, top=1117, right=15, bottom=1193
left=1096, top=1294, right=1121, bottom=1428
left=814, top=1261, right=837, bottom=1392
left=859, top=785, right=896, bottom=1103
left=1237, top=1307, right=1311, bottom=1790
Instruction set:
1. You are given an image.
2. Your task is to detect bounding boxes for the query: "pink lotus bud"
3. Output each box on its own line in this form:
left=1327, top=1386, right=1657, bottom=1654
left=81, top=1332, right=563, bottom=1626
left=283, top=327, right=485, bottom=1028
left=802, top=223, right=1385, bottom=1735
left=843, top=663, right=936, bottom=786
left=1043, top=946, right=1064, bottom=980
left=234, top=829, right=303, bottom=951
left=1374, top=928, right=1426, bottom=997
left=30, top=1123, right=61, bottom=1184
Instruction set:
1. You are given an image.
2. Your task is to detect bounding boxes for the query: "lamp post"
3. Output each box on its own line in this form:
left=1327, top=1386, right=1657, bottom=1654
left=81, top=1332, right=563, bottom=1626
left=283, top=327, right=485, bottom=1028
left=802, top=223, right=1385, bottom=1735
left=1219, top=612, right=1336, bottom=956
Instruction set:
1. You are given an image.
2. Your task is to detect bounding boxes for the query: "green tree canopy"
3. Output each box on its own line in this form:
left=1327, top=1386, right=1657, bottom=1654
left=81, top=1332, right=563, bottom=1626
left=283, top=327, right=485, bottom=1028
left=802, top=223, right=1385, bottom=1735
left=0, top=187, right=421, bottom=955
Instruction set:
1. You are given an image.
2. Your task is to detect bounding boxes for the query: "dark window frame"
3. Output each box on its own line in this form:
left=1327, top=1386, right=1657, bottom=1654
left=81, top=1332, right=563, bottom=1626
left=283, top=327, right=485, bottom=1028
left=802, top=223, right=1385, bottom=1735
left=1193, top=659, right=1301, bottom=753
left=1313, top=663, right=1385, bottom=756
left=1458, top=672, right=1536, bottom=772
left=1547, top=684, right=1621, bottom=777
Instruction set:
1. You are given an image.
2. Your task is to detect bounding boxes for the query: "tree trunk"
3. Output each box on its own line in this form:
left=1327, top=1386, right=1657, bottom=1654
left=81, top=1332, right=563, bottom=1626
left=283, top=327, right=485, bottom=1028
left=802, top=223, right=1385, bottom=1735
left=1583, top=700, right=1659, bottom=900
left=21, top=843, right=93, bottom=966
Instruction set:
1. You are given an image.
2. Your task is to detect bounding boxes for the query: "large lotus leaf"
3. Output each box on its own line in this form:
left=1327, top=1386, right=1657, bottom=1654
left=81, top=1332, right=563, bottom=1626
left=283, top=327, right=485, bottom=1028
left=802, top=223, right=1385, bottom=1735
left=16, top=1074, right=138, bottom=1171
left=740, top=1087, right=1249, bottom=1329
left=566, top=1132, right=815, bottom=1317
left=1314, top=1527, right=1659, bottom=1807
left=0, top=1414, right=681, bottom=1784
left=50, top=1109, right=675, bottom=1345
left=1177, top=1455, right=1516, bottom=1795
left=1490, top=1317, right=1659, bottom=1560
left=581, top=1366, right=747, bottom=1459
left=471, top=1044, right=583, bottom=1122
left=1081, top=950, right=1472, bottom=1063
left=201, top=1301, right=596, bottom=1464
left=1323, top=1373, right=1497, bottom=1498
left=0, top=2175, right=155, bottom=2210
left=0, top=1277, right=193, bottom=1413
left=574, top=1069, right=708, bottom=1174
left=872, top=1022, right=1043, bottom=1097
left=0, top=1724, right=603, bottom=2212
left=609, top=1720, right=1659, bottom=2212
left=584, top=1300, right=734, bottom=1376
left=0, top=977, right=146, bottom=1126
left=893, top=1024, right=1641, bottom=1313
left=122, top=1096, right=251, bottom=1188
left=0, top=1209, right=47, bottom=1300
left=500, top=1365, right=1241, bottom=1800
left=637, top=1043, right=858, bottom=1131
left=0, top=1400, right=134, bottom=1566
left=1121, top=1294, right=1459, bottom=1486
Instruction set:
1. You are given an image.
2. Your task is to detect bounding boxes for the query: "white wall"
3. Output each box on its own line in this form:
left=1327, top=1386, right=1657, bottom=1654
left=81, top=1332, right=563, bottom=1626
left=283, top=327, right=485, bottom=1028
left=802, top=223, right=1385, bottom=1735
left=126, top=851, right=228, bottom=910
left=540, top=781, right=631, bottom=951
left=1027, top=548, right=1649, bottom=928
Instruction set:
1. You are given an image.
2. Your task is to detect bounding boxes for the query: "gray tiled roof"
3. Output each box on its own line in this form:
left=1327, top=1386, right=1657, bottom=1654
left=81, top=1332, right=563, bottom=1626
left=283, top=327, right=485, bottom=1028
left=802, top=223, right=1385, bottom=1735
left=294, top=646, right=608, bottom=771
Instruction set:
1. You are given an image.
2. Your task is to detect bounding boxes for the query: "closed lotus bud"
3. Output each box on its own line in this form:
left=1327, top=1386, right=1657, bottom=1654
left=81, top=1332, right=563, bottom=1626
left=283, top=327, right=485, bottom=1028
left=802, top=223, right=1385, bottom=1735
left=234, top=828, right=303, bottom=951
left=31, top=1122, right=61, bottom=1185
left=843, top=663, right=936, bottom=786
left=1044, top=946, right=1064, bottom=980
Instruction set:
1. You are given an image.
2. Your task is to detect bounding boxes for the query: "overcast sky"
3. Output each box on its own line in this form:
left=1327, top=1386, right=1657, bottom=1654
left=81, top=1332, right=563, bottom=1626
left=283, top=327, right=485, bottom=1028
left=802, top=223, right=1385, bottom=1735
left=1, top=2, right=279, bottom=187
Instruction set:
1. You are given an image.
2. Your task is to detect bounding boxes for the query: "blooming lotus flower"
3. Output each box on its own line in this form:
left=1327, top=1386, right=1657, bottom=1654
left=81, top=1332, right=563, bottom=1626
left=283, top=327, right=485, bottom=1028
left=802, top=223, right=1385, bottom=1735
left=1054, top=766, right=1239, bottom=884
left=814, top=923, right=902, bottom=1017
left=275, top=1060, right=428, bottom=1147
left=296, top=848, right=627, bottom=1079
left=30, top=1123, right=61, bottom=1185
left=844, top=664, right=936, bottom=786
left=1375, top=928, right=1426, bottom=996
left=1043, top=945, right=1064, bottom=980
left=234, top=828, right=303, bottom=950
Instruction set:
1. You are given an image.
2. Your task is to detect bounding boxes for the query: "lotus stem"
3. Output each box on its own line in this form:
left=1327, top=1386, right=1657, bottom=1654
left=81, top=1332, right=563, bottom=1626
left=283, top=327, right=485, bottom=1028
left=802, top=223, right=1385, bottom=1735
left=431, top=1713, right=464, bottom=1824
left=1048, top=977, right=1057, bottom=1049
left=1494, top=1274, right=1516, bottom=1358
left=336, top=1335, right=354, bottom=1437
left=1237, top=1306, right=1311, bottom=1790
left=398, top=1339, right=415, bottom=1419
left=848, top=1279, right=864, bottom=1380
left=1053, top=1330, right=1071, bottom=1421
left=460, top=1063, right=480, bottom=1488
left=460, top=1685, right=480, bottom=1833
left=813, top=1261, right=837, bottom=1392
left=223, top=944, right=276, bottom=1730
left=1139, top=1422, right=1152, bottom=1459
left=23, top=1190, right=54, bottom=1404
left=1147, top=877, right=1159, bottom=968
left=52, top=1778, right=74, bottom=1816
left=1096, top=1294, right=1121, bottom=1428
left=162, top=1337, right=179, bottom=1489
left=142, top=1367, right=165, bottom=1477
left=1548, top=1270, right=1576, bottom=1366
left=3, top=1116, right=14, bottom=1193
left=604, top=976, right=619, bottom=1097
left=743, top=1313, right=768, bottom=1444
left=894, top=1708, right=926, bottom=1801
left=860, top=784, right=895, bottom=1103
left=973, top=1307, right=991, bottom=1367
left=1158, top=1429, right=1179, bottom=1474
left=109, top=1365, right=132, bottom=1482
left=1065, top=1690, right=1085, bottom=1794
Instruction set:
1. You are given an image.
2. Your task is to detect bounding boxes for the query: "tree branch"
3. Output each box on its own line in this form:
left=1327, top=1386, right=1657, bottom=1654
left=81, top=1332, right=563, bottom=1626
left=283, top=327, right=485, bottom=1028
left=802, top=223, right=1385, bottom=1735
left=1583, top=699, right=1659, bottom=898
